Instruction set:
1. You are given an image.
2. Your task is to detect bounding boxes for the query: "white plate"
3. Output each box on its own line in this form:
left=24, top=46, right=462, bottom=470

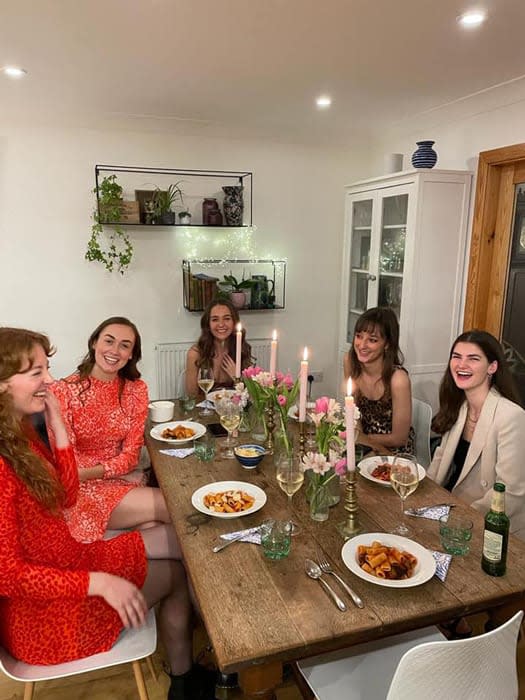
left=191, top=480, right=267, bottom=519
left=341, top=533, right=436, bottom=588
left=208, top=389, right=236, bottom=405
left=288, top=402, right=316, bottom=421
left=358, top=455, right=426, bottom=487
left=150, top=420, right=206, bottom=444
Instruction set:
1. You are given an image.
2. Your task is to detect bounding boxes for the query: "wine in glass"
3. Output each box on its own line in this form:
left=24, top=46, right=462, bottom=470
left=197, top=367, right=214, bottom=416
left=217, top=397, right=241, bottom=459
left=276, top=456, right=304, bottom=536
left=390, top=453, right=419, bottom=536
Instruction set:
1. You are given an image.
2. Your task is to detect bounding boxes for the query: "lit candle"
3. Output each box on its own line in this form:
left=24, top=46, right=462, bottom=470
left=299, top=347, right=309, bottom=422
left=235, top=323, right=242, bottom=378
left=269, top=329, right=278, bottom=377
left=345, top=378, right=355, bottom=472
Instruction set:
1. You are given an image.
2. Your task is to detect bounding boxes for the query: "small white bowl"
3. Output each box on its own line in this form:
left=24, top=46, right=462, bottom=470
left=149, top=400, right=175, bottom=422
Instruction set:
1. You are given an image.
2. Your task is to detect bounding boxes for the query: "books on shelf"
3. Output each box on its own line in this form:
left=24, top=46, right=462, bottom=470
left=185, top=272, right=219, bottom=311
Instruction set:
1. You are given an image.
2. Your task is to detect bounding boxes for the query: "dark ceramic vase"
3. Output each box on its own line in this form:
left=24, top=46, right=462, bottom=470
left=202, top=198, right=219, bottom=225
left=411, top=140, right=438, bottom=169
left=222, top=186, right=244, bottom=226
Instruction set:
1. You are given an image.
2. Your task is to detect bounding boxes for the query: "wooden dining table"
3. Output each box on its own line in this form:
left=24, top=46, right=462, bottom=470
left=146, top=412, right=525, bottom=700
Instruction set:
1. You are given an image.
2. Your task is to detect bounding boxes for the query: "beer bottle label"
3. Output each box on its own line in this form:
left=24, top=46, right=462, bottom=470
left=483, top=530, right=503, bottom=562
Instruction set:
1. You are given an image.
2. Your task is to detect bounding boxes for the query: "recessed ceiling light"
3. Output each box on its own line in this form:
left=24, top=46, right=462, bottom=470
left=316, top=95, right=332, bottom=109
left=457, top=10, right=487, bottom=27
left=2, top=66, right=28, bottom=78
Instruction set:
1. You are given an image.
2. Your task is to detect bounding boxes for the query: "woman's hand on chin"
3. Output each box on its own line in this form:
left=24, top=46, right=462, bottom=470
left=44, top=391, right=69, bottom=447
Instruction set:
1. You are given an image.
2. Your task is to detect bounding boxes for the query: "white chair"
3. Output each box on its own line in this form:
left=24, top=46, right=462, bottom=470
left=0, top=609, right=157, bottom=700
left=297, top=610, right=523, bottom=700
left=412, top=397, right=432, bottom=467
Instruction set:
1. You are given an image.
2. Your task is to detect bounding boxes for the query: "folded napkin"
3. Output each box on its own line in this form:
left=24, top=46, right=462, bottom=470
left=160, top=447, right=195, bottom=458
left=431, top=550, right=452, bottom=582
left=196, top=399, right=214, bottom=409
left=220, top=526, right=262, bottom=545
left=404, top=505, right=451, bottom=521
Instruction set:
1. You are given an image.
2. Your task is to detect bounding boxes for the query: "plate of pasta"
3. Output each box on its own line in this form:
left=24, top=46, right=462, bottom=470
left=150, top=420, right=206, bottom=444
left=191, top=480, right=267, bottom=519
left=341, top=533, right=436, bottom=588
left=358, top=456, right=426, bottom=487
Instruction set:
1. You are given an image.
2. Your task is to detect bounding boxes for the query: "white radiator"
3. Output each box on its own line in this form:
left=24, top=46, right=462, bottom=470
left=155, top=337, right=271, bottom=399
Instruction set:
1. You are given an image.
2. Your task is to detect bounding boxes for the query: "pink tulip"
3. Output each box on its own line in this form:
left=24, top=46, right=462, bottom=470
left=315, top=396, right=329, bottom=414
left=277, top=394, right=287, bottom=406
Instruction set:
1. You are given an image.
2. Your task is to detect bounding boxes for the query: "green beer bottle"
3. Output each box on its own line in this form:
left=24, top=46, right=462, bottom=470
left=481, top=482, right=509, bottom=576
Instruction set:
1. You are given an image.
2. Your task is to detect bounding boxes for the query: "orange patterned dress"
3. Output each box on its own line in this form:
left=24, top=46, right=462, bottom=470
left=0, top=438, right=147, bottom=665
left=51, top=374, right=149, bottom=542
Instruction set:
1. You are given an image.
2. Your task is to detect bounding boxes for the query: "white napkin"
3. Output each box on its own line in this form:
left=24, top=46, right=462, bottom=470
left=160, top=447, right=195, bottom=458
left=196, top=400, right=214, bottom=409
left=404, top=505, right=451, bottom=521
left=431, top=550, right=452, bottom=581
left=220, top=526, right=262, bottom=545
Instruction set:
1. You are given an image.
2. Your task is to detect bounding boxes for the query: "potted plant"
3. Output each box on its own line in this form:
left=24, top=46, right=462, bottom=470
left=85, top=175, right=133, bottom=274
left=218, top=274, right=257, bottom=309
left=178, top=210, right=192, bottom=225
left=152, top=182, right=183, bottom=225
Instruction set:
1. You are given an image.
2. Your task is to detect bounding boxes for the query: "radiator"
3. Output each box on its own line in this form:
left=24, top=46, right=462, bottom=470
left=155, top=337, right=271, bottom=399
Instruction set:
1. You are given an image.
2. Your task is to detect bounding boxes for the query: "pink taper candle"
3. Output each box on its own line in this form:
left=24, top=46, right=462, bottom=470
left=345, top=378, right=355, bottom=472
left=269, top=329, right=278, bottom=377
left=235, top=323, right=242, bottom=378
left=299, top=347, right=309, bottom=422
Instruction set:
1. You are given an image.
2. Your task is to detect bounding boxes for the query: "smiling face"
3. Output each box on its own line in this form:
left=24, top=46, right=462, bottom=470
left=2, top=344, right=53, bottom=418
left=209, top=304, right=235, bottom=342
left=91, top=323, right=136, bottom=380
left=353, top=325, right=387, bottom=366
left=449, top=341, right=497, bottom=393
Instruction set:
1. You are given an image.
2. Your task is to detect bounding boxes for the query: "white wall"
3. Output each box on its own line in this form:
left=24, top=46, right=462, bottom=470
left=0, top=122, right=367, bottom=398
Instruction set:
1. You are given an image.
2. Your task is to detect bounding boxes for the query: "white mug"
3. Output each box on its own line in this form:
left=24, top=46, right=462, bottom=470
left=149, top=400, right=174, bottom=422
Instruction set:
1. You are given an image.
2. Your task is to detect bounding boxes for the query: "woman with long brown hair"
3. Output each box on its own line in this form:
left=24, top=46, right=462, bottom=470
left=0, top=327, right=212, bottom=699
left=51, top=317, right=170, bottom=542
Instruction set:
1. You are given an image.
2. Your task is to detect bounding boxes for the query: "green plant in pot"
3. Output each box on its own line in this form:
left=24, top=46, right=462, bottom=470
left=218, top=274, right=257, bottom=309
left=85, top=175, right=133, bottom=274
left=152, top=182, right=183, bottom=225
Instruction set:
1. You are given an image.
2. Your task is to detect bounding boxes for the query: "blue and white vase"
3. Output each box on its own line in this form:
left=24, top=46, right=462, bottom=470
left=411, top=140, right=438, bottom=169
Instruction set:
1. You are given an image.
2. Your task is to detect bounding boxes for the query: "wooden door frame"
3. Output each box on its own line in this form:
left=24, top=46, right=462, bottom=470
left=464, top=142, right=525, bottom=335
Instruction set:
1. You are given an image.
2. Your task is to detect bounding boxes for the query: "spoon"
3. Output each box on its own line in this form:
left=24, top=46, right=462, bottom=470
left=305, top=559, right=347, bottom=611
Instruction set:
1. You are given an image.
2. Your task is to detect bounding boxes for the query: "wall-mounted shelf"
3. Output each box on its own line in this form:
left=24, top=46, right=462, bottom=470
left=95, top=164, right=253, bottom=227
left=182, top=259, right=286, bottom=313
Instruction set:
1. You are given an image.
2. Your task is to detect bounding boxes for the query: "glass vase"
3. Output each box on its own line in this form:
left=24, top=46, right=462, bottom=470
left=309, top=480, right=330, bottom=522
left=238, top=408, right=251, bottom=433
left=305, top=468, right=340, bottom=507
left=250, top=405, right=267, bottom=442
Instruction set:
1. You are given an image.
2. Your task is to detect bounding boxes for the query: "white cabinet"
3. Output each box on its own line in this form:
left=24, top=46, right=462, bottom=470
left=338, top=169, right=473, bottom=408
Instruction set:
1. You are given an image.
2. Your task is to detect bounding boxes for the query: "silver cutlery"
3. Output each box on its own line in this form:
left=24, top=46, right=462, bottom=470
left=316, top=550, right=364, bottom=608
left=305, top=559, right=347, bottom=612
left=405, top=503, right=456, bottom=516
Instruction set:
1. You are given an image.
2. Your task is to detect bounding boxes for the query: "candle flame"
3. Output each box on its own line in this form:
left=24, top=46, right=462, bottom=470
left=303, top=346, right=308, bottom=361
left=272, top=329, right=277, bottom=341
left=236, top=323, right=242, bottom=332
left=346, top=378, right=352, bottom=396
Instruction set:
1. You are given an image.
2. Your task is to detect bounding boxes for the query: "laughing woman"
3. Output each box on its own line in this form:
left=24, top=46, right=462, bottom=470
left=51, top=317, right=170, bottom=543
left=428, top=330, right=525, bottom=538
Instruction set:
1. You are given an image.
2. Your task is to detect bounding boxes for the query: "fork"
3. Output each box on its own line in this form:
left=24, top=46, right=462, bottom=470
left=316, top=550, right=364, bottom=608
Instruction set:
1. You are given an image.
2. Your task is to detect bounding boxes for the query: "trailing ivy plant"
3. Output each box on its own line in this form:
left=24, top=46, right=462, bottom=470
left=85, top=175, right=133, bottom=274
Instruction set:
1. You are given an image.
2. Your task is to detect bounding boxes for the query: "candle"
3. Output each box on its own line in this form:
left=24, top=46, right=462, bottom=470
left=345, top=378, right=355, bottom=472
left=235, top=323, right=242, bottom=378
left=269, top=329, right=278, bottom=377
left=299, top=346, right=309, bottom=422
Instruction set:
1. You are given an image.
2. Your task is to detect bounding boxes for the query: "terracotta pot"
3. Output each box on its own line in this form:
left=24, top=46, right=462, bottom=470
left=230, top=291, right=246, bottom=309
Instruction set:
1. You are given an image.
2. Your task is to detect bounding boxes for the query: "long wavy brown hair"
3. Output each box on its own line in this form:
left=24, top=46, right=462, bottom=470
left=347, top=307, right=404, bottom=399
left=195, top=299, right=252, bottom=370
left=0, top=327, right=65, bottom=511
left=432, top=329, right=521, bottom=434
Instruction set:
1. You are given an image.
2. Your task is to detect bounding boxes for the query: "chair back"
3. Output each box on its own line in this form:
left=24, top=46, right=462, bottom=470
left=411, top=397, right=432, bottom=467
left=387, top=610, right=523, bottom=700
left=177, top=369, right=187, bottom=398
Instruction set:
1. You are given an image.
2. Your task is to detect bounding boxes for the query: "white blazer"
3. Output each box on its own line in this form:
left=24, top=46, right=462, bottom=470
left=428, top=388, right=525, bottom=539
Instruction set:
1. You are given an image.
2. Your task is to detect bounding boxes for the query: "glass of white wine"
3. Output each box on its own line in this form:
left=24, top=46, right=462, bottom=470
left=390, top=453, right=419, bottom=535
left=197, top=367, right=214, bottom=416
left=276, top=456, right=304, bottom=536
left=216, top=397, right=241, bottom=459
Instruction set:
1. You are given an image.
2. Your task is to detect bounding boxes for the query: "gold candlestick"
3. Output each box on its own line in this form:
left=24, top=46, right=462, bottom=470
left=337, top=469, right=362, bottom=539
left=298, top=421, right=306, bottom=459
left=264, top=401, right=276, bottom=454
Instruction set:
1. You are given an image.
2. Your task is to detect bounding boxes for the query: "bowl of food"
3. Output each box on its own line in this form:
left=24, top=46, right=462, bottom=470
left=234, top=444, right=266, bottom=469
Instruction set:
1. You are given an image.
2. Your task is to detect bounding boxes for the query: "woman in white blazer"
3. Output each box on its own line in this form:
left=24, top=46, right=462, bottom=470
left=428, top=330, right=525, bottom=539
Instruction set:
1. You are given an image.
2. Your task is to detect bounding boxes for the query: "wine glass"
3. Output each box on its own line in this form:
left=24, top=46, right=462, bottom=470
left=216, top=397, right=241, bottom=459
left=197, top=367, right=214, bottom=416
left=390, top=453, right=419, bottom=535
left=276, top=455, right=304, bottom=536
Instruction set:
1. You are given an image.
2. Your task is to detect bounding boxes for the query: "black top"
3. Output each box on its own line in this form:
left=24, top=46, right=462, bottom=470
left=444, top=437, right=470, bottom=491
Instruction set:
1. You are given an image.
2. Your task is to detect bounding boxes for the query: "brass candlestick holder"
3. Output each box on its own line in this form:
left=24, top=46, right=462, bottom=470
left=298, top=421, right=306, bottom=459
left=264, top=401, right=276, bottom=454
left=337, top=469, right=362, bottom=539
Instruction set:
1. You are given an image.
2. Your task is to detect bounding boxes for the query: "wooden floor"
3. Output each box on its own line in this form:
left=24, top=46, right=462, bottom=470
left=2, top=614, right=525, bottom=699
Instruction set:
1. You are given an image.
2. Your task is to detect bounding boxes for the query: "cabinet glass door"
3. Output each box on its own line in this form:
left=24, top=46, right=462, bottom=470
left=347, top=199, right=373, bottom=341
left=378, top=193, right=408, bottom=320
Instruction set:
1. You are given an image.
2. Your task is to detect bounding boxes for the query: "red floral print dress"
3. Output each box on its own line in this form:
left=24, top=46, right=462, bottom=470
left=0, top=439, right=147, bottom=665
left=50, top=374, right=149, bottom=542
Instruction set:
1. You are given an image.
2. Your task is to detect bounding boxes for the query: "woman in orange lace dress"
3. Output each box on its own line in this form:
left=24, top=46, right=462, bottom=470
left=51, top=317, right=170, bottom=542
left=0, top=328, right=211, bottom=700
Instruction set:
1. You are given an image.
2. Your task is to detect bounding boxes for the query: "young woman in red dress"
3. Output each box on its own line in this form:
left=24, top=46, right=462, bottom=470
left=0, top=327, right=213, bottom=699
left=51, top=317, right=171, bottom=543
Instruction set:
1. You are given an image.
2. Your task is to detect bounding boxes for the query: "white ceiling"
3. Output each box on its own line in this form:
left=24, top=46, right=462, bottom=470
left=2, top=0, right=525, bottom=145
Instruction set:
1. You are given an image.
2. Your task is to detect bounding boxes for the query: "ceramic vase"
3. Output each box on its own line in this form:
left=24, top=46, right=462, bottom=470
left=230, top=291, right=246, bottom=309
left=411, top=140, right=438, bottom=169
left=222, top=185, right=244, bottom=226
